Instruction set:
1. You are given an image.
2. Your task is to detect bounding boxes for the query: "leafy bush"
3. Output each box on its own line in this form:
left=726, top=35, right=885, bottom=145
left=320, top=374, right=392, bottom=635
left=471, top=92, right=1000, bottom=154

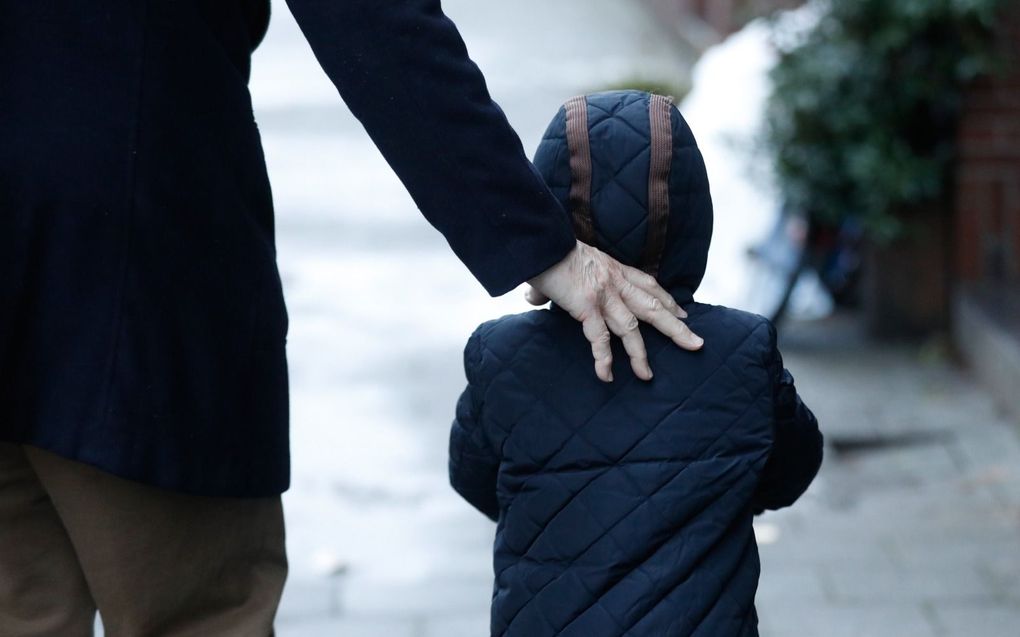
left=765, top=0, right=1005, bottom=240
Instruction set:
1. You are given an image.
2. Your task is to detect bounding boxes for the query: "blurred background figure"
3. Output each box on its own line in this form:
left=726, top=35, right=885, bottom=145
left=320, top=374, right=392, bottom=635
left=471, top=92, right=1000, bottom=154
left=251, top=0, right=1020, bottom=635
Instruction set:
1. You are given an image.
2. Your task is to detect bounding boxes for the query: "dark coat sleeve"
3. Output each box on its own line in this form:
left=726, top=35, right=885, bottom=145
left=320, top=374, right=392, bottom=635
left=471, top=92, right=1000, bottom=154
left=449, top=329, right=500, bottom=521
left=753, top=327, right=824, bottom=513
left=284, top=0, right=576, bottom=295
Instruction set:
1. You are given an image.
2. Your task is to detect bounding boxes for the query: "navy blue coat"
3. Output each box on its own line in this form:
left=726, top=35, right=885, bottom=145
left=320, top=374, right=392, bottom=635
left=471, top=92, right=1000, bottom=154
left=0, top=0, right=574, bottom=496
left=449, top=92, right=823, bottom=636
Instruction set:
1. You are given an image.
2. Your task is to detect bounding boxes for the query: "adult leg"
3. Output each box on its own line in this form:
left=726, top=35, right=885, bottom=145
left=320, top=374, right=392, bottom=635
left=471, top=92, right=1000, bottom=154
left=23, top=446, right=287, bottom=637
left=0, top=443, right=97, bottom=637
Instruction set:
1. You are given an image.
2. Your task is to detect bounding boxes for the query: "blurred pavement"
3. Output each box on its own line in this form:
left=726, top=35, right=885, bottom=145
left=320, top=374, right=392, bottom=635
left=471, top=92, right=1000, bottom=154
left=758, top=315, right=1020, bottom=637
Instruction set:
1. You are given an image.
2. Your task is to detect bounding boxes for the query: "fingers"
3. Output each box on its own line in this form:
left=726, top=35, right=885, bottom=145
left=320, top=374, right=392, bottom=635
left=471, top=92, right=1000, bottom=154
left=602, top=293, right=652, bottom=381
left=619, top=280, right=704, bottom=352
left=621, top=266, right=686, bottom=319
left=581, top=313, right=614, bottom=382
left=525, top=285, right=550, bottom=306
left=529, top=242, right=702, bottom=382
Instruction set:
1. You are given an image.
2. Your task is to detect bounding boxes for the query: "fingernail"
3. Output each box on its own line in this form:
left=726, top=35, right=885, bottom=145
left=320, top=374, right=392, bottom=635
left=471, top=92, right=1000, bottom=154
left=693, top=336, right=704, bottom=348
left=608, top=372, right=614, bottom=382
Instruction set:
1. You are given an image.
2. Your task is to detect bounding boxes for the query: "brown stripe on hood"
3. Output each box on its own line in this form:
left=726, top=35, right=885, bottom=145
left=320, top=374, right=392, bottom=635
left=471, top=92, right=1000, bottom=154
left=641, top=94, right=674, bottom=277
left=564, top=96, right=596, bottom=245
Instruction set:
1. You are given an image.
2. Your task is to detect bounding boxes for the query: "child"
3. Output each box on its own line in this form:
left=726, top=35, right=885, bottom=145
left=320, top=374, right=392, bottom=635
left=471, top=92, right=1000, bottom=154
left=449, top=91, right=823, bottom=637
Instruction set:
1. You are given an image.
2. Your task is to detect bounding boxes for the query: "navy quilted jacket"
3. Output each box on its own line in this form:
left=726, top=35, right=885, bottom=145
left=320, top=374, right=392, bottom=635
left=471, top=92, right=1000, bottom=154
left=449, top=91, right=823, bottom=637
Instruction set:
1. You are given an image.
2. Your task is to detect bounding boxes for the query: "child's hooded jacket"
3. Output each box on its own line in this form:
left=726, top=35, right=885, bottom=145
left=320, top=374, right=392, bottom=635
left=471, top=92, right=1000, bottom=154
left=449, top=91, right=822, bottom=637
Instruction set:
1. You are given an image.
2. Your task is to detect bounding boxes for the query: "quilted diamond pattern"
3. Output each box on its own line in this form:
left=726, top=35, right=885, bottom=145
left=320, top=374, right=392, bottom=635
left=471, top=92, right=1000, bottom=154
left=449, top=306, right=776, bottom=637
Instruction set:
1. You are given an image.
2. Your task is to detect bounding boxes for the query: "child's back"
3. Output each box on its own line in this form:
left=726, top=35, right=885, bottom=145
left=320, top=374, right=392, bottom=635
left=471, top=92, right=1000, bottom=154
left=449, top=91, right=822, bottom=637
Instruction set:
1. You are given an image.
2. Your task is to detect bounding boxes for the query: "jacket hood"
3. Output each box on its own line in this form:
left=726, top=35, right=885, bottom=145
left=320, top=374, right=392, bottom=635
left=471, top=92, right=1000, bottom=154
left=533, top=90, right=713, bottom=304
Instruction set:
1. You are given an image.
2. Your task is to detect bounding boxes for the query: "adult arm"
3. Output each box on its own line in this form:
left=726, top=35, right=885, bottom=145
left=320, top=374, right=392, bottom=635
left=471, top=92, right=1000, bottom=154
left=285, top=0, right=703, bottom=380
left=285, top=0, right=572, bottom=294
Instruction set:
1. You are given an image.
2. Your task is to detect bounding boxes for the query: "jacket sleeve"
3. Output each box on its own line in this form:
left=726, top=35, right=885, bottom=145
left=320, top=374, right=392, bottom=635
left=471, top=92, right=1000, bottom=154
left=284, top=0, right=576, bottom=296
left=449, top=329, right=500, bottom=521
left=753, top=327, right=824, bottom=513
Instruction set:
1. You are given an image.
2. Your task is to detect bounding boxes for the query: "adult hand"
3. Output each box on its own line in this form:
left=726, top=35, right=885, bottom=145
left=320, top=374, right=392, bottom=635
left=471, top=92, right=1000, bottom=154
left=527, top=241, right=703, bottom=383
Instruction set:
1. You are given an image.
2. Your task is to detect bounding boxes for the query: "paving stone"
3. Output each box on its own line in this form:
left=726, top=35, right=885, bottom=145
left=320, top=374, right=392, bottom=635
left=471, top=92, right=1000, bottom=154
left=933, top=603, right=1020, bottom=637
left=952, top=424, right=1020, bottom=470
left=822, top=562, right=997, bottom=604
left=759, top=604, right=940, bottom=637
left=756, top=565, right=830, bottom=605
left=889, top=537, right=1020, bottom=574
left=980, top=551, right=1020, bottom=601
left=277, top=616, right=418, bottom=637
left=987, top=469, right=1020, bottom=509
left=344, top=576, right=493, bottom=616
left=421, top=613, right=491, bottom=637
left=757, top=517, right=897, bottom=570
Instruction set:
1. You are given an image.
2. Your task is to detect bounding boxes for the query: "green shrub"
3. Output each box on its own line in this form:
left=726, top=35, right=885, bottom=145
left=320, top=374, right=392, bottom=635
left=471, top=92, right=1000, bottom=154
left=765, top=0, right=1005, bottom=241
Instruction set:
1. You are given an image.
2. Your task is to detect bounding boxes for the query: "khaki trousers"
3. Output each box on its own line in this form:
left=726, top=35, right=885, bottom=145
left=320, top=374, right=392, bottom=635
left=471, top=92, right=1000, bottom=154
left=0, top=443, right=287, bottom=637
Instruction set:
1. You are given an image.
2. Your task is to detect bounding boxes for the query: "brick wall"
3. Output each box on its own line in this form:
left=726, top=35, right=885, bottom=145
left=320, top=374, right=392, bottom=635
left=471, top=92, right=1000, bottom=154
left=955, top=5, right=1020, bottom=285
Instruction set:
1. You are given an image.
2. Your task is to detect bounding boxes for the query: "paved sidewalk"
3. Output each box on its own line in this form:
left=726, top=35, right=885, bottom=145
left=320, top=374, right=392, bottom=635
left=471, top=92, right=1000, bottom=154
left=756, top=314, right=1020, bottom=637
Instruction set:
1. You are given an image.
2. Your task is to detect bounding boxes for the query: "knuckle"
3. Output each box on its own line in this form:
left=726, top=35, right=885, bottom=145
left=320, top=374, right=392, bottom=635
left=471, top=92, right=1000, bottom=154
left=647, top=297, right=662, bottom=313
left=625, top=315, right=640, bottom=332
